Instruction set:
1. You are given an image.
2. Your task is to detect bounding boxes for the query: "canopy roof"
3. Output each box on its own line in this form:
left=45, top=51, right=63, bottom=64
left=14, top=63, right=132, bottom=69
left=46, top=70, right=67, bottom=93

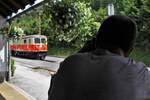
left=0, top=0, right=36, bottom=18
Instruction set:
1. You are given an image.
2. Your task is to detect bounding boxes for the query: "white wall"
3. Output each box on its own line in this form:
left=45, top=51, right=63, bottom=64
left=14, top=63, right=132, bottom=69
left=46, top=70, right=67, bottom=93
left=0, top=16, right=9, bottom=82
left=0, top=16, right=9, bottom=29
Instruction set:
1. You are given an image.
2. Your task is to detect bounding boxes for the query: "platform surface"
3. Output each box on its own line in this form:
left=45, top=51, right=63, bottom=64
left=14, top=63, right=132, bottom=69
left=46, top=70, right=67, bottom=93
left=0, top=82, right=31, bottom=100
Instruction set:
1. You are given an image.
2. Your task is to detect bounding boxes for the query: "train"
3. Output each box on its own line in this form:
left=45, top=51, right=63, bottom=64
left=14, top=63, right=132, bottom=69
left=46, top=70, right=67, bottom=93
left=10, top=35, right=48, bottom=60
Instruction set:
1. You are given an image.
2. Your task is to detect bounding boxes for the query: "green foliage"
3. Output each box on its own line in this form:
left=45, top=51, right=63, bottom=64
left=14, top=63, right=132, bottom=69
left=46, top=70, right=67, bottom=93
left=130, top=49, right=150, bottom=65
left=114, top=0, right=150, bottom=51
left=115, top=0, right=139, bottom=16
left=92, top=8, right=108, bottom=23
left=11, top=59, right=16, bottom=77
left=48, top=47, right=79, bottom=57
left=135, top=0, right=150, bottom=51
left=43, top=1, right=100, bottom=48
left=10, top=0, right=150, bottom=51
left=11, top=0, right=103, bottom=48
left=91, top=0, right=116, bottom=10
left=11, top=14, right=38, bottom=35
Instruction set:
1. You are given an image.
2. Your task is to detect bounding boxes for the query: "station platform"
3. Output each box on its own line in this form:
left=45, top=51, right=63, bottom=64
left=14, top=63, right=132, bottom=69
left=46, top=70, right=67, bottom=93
left=0, top=81, right=36, bottom=100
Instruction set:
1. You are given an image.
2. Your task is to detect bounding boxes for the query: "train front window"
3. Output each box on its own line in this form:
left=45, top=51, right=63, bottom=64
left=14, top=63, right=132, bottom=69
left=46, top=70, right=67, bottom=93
left=34, top=38, right=40, bottom=44
left=41, top=38, right=46, bottom=44
left=29, top=38, right=32, bottom=44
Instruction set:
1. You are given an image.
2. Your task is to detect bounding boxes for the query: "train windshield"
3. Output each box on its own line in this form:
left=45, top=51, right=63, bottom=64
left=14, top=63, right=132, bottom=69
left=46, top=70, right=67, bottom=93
left=34, top=38, right=40, bottom=43
left=41, top=38, right=46, bottom=44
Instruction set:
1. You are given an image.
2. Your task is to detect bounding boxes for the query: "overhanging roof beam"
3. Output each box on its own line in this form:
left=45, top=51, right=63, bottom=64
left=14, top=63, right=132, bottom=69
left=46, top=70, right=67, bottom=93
left=0, top=11, right=7, bottom=18
left=0, top=0, right=14, bottom=12
left=8, top=0, right=22, bottom=10
left=0, top=6, right=10, bottom=17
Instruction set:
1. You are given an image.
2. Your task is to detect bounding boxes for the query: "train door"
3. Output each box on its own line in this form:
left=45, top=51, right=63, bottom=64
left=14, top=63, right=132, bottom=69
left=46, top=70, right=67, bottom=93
left=28, top=37, right=34, bottom=52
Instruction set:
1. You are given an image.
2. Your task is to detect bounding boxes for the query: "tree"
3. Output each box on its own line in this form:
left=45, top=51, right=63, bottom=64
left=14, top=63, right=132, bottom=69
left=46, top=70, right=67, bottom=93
left=10, top=0, right=102, bottom=48
left=114, top=0, right=138, bottom=15
left=114, top=0, right=149, bottom=51
left=137, top=0, right=150, bottom=51
left=43, top=0, right=100, bottom=48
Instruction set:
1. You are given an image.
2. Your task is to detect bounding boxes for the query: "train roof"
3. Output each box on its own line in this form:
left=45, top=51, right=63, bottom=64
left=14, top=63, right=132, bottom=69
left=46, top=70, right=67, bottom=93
left=23, top=35, right=47, bottom=38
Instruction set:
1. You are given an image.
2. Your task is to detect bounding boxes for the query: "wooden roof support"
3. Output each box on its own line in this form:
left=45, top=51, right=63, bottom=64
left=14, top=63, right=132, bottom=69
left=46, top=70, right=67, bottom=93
left=0, top=11, right=7, bottom=18
left=0, top=0, right=36, bottom=18
left=0, top=6, right=10, bottom=18
left=28, top=0, right=35, bottom=4
left=8, top=0, right=22, bottom=10
left=0, top=0, right=14, bottom=13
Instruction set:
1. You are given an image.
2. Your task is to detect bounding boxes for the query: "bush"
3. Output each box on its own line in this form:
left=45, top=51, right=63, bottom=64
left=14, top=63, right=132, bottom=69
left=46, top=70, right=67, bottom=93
left=11, top=59, right=16, bottom=76
left=44, top=1, right=100, bottom=48
left=130, top=49, right=150, bottom=65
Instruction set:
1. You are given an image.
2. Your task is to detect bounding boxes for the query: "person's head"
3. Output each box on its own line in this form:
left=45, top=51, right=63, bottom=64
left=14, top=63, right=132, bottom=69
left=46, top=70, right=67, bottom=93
left=96, top=15, right=137, bottom=57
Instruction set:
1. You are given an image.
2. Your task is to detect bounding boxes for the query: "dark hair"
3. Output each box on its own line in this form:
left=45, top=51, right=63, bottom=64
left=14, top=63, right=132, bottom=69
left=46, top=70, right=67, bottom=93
left=96, top=15, right=137, bottom=53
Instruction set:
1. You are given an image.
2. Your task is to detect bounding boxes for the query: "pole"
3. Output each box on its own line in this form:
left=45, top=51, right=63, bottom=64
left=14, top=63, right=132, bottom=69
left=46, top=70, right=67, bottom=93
left=108, top=2, right=115, bottom=16
left=39, top=12, right=41, bottom=35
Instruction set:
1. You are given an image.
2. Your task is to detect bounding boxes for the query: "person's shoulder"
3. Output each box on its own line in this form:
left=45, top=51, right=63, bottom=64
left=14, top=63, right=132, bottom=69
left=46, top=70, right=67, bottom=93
left=123, top=57, right=148, bottom=72
left=106, top=54, right=130, bottom=65
left=67, top=52, right=90, bottom=61
left=112, top=56, right=148, bottom=76
left=58, top=53, right=89, bottom=73
left=62, top=52, right=89, bottom=64
left=129, top=60, right=148, bottom=71
left=109, top=55, right=147, bottom=69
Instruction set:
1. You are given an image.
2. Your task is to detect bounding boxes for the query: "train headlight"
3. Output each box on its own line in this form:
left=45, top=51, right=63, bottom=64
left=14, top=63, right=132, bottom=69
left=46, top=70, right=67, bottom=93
left=40, top=45, right=42, bottom=48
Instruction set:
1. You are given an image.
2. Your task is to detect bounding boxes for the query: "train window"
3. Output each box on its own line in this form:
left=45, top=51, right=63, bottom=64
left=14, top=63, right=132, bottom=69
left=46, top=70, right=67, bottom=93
left=18, top=39, right=22, bottom=44
left=20, top=39, right=24, bottom=44
left=29, top=38, right=32, bottom=44
left=41, top=38, right=46, bottom=44
left=34, top=38, right=40, bottom=43
left=24, top=39, right=27, bottom=44
left=14, top=39, right=17, bottom=44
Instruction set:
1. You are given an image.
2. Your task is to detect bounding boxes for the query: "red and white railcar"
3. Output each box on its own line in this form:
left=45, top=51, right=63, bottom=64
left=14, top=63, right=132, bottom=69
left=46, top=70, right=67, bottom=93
left=10, top=35, right=48, bottom=60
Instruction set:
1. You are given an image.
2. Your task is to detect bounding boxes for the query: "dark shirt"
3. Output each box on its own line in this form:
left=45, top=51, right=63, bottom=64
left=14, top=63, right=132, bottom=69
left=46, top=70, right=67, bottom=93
left=48, top=49, right=149, bottom=100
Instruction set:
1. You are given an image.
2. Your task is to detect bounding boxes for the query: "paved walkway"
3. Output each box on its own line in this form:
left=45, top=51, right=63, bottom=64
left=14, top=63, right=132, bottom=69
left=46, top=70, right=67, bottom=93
left=9, top=62, right=51, bottom=100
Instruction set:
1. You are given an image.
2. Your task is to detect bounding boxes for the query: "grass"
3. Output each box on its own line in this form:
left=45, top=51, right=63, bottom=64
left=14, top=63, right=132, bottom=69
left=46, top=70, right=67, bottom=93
left=48, top=47, right=150, bottom=66
left=130, top=49, right=150, bottom=66
left=48, top=47, right=79, bottom=58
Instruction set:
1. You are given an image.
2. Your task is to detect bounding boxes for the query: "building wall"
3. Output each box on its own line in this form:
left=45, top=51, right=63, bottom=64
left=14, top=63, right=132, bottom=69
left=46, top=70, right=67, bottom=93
left=0, top=16, right=9, bottom=83
left=0, top=16, right=9, bottom=29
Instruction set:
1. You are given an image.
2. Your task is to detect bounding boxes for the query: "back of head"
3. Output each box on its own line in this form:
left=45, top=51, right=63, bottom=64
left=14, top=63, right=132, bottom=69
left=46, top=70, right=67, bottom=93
left=96, top=15, right=137, bottom=53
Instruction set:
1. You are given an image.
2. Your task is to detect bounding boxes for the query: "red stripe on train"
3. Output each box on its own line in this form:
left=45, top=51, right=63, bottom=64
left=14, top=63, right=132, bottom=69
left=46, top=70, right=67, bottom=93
left=10, top=44, right=48, bottom=52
